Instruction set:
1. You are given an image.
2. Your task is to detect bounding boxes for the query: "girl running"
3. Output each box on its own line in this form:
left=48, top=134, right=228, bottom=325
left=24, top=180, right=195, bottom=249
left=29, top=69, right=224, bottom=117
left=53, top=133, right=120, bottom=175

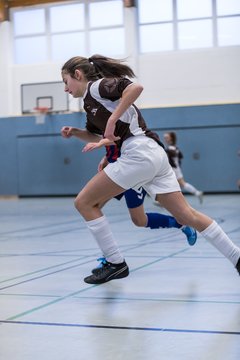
left=61, top=54, right=240, bottom=284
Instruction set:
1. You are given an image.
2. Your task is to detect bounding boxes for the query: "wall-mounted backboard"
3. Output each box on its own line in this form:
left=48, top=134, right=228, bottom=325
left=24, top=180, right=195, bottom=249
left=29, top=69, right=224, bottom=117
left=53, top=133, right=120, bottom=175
left=21, top=81, right=69, bottom=114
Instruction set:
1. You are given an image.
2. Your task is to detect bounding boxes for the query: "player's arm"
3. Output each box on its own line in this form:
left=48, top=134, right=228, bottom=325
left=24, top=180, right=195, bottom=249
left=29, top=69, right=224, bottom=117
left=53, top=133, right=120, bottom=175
left=61, top=126, right=101, bottom=143
left=104, top=83, right=143, bottom=141
left=82, top=138, right=115, bottom=153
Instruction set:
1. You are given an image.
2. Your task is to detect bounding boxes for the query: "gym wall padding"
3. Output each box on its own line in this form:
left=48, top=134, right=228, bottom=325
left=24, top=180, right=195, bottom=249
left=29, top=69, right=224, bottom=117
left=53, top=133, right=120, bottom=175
left=0, top=104, right=239, bottom=196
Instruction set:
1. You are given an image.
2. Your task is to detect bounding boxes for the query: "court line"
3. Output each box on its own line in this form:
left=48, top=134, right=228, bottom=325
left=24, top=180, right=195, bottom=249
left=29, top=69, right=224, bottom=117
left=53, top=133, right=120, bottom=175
left=1, top=292, right=239, bottom=304
left=0, top=256, right=92, bottom=285
left=5, top=249, right=188, bottom=321
left=0, top=232, right=187, bottom=288
left=1, top=319, right=240, bottom=336
left=0, top=219, right=84, bottom=236
left=73, top=295, right=240, bottom=305
left=0, top=258, right=97, bottom=291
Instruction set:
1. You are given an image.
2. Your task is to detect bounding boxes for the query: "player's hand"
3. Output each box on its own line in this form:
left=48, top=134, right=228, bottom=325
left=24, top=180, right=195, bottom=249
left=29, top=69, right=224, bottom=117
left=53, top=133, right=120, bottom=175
left=82, top=142, right=101, bottom=152
left=104, top=121, right=120, bottom=142
left=61, top=126, right=74, bottom=138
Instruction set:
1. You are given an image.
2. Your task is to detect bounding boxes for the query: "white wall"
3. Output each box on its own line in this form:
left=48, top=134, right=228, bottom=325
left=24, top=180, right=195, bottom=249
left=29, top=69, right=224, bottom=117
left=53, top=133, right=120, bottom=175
left=138, top=47, right=240, bottom=108
left=0, top=21, right=12, bottom=116
left=0, top=6, right=240, bottom=117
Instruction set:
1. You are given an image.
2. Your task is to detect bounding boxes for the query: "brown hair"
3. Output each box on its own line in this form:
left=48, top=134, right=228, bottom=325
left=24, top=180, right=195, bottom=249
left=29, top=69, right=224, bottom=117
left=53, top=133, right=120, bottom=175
left=167, top=131, right=177, bottom=145
left=61, top=54, right=136, bottom=80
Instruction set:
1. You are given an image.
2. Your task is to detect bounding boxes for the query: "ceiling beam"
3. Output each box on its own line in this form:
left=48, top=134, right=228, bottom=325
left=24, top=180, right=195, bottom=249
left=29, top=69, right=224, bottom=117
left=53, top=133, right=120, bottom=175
left=1, top=1, right=135, bottom=20
left=0, top=0, right=9, bottom=21
left=7, top=0, right=68, bottom=8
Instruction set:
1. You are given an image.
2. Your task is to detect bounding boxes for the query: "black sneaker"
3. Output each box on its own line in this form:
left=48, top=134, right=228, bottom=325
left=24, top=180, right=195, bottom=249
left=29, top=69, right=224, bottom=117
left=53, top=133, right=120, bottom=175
left=92, top=257, right=107, bottom=275
left=84, top=260, right=129, bottom=284
left=236, top=258, right=240, bottom=275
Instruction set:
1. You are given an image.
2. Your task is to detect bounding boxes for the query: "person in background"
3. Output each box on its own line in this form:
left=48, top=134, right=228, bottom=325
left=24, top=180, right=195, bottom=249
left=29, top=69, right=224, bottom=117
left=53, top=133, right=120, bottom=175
left=164, top=131, right=203, bottom=204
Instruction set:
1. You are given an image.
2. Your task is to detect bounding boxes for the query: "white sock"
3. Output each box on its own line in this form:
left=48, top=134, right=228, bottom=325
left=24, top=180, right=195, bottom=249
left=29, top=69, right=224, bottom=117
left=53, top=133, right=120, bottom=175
left=201, top=221, right=240, bottom=266
left=85, top=215, right=124, bottom=264
left=182, top=182, right=199, bottom=195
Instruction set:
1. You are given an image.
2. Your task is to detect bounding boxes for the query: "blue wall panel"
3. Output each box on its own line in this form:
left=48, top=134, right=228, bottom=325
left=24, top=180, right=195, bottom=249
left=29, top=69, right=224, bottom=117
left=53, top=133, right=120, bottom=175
left=17, top=135, right=104, bottom=196
left=0, top=104, right=239, bottom=196
left=0, top=118, right=18, bottom=195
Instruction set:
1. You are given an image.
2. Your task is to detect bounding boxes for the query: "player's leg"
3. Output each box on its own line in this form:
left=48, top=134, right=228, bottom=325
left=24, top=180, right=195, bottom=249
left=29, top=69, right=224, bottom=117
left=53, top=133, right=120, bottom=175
left=74, top=170, right=129, bottom=284
left=178, top=177, right=203, bottom=204
left=124, top=188, right=197, bottom=246
left=156, top=191, right=240, bottom=274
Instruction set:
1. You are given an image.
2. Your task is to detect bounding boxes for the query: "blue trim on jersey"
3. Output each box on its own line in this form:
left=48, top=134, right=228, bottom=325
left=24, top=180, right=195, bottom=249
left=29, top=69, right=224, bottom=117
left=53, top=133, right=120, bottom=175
left=124, top=188, right=147, bottom=209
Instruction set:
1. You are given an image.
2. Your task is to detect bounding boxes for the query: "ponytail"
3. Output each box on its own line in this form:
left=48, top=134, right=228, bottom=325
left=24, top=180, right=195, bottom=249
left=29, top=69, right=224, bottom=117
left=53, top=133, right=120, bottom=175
left=62, top=54, right=135, bottom=80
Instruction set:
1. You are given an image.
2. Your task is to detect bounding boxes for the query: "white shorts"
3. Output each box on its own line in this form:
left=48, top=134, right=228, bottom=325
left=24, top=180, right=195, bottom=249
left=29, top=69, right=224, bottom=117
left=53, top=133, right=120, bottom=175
left=103, top=136, right=181, bottom=199
left=173, top=166, right=183, bottom=180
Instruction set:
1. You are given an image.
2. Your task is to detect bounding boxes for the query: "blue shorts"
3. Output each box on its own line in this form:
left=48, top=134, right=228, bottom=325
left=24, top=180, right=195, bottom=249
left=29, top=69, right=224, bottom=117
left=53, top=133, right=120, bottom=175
left=114, top=187, right=147, bottom=209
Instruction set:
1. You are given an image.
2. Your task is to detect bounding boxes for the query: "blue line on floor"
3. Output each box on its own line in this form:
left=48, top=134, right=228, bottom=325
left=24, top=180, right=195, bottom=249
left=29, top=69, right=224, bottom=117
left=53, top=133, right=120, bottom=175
left=4, top=249, right=190, bottom=320
left=0, top=258, right=95, bottom=291
left=1, top=320, right=240, bottom=336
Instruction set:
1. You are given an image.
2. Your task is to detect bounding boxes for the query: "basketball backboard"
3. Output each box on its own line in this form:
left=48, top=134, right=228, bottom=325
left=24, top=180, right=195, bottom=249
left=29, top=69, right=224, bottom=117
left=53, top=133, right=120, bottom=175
left=21, top=81, right=69, bottom=114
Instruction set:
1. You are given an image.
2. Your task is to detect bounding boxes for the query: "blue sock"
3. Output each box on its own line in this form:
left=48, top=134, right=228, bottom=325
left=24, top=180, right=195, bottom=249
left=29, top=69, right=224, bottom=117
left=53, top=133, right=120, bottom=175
left=146, top=213, right=181, bottom=229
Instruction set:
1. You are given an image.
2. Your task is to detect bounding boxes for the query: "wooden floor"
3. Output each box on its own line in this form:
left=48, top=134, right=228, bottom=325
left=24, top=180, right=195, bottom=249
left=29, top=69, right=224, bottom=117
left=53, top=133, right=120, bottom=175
left=0, top=194, right=240, bottom=360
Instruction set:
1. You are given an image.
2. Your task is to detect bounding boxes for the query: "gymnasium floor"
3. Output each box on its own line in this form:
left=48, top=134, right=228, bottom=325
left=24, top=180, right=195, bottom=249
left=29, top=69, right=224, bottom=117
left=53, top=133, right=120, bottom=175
left=0, top=194, right=239, bottom=360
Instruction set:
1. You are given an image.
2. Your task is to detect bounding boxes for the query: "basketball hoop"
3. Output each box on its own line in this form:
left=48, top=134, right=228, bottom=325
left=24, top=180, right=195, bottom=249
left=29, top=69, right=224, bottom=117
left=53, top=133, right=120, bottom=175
left=34, top=106, right=50, bottom=124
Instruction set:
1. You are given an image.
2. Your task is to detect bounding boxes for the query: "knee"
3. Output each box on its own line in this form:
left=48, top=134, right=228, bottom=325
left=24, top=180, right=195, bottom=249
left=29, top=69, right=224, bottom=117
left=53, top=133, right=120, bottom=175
left=174, top=207, right=198, bottom=227
left=74, top=196, right=81, bottom=213
left=130, top=215, right=146, bottom=227
left=74, top=194, right=88, bottom=214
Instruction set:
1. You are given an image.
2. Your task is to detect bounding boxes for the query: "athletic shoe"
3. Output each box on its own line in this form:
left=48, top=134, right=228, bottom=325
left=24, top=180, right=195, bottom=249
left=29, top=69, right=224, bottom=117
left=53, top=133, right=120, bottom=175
left=181, top=226, right=197, bottom=246
left=236, top=258, right=240, bottom=275
left=84, top=260, right=129, bottom=284
left=92, top=257, right=107, bottom=275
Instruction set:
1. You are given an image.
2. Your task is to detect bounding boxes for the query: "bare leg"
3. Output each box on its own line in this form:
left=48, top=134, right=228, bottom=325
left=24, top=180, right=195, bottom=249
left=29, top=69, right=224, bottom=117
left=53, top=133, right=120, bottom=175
left=75, top=171, right=126, bottom=264
left=128, top=205, right=148, bottom=227
left=156, top=192, right=240, bottom=267
left=156, top=192, right=209, bottom=231
left=75, top=170, right=125, bottom=220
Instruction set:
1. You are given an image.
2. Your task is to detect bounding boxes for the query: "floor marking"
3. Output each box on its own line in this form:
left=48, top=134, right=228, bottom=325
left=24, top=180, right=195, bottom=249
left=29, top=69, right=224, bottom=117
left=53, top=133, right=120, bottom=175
left=1, top=320, right=240, bottom=336
left=0, top=258, right=96, bottom=291
left=4, top=249, right=189, bottom=321
left=0, top=256, right=87, bottom=285
left=0, top=219, right=83, bottom=236
left=0, top=233, right=188, bottom=289
left=5, top=285, right=96, bottom=321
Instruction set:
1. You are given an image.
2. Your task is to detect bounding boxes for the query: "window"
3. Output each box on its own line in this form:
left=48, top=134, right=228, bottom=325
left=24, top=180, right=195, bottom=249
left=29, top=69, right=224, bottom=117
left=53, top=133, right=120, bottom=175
left=13, top=9, right=45, bottom=36
left=50, top=3, right=85, bottom=32
left=89, top=0, right=123, bottom=27
left=51, top=33, right=86, bottom=62
left=89, top=0, right=124, bottom=57
left=89, top=28, right=125, bottom=56
left=216, top=0, right=240, bottom=46
left=13, top=9, right=47, bottom=64
left=216, top=0, right=240, bottom=16
left=138, top=0, right=173, bottom=23
left=178, top=19, right=213, bottom=50
left=217, top=17, right=240, bottom=46
left=177, top=0, right=212, bottom=19
left=138, top=0, right=240, bottom=53
left=11, top=0, right=240, bottom=63
left=12, top=0, right=125, bottom=65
